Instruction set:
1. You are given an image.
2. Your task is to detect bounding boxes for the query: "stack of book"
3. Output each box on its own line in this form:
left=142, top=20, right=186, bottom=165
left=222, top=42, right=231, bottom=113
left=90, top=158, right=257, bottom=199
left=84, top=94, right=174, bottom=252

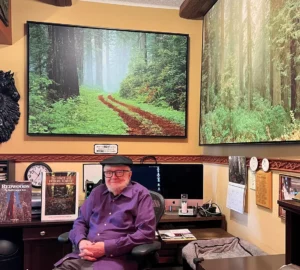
left=0, top=164, right=7, bottom=181
left=158, top=229, right=196, bottom=242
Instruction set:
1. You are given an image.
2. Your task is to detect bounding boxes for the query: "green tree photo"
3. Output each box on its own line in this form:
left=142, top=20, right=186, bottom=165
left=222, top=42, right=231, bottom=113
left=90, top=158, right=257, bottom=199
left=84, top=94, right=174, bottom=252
left=28, top=22, right=188, bottom=137
left=200, top=0, right=300, bottom=144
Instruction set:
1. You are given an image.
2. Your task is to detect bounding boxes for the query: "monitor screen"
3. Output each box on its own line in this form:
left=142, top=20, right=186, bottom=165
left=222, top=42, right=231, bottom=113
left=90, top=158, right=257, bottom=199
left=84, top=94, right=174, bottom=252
left=130, top=164, right=161, bottom=193
left=130, top=163, right=203, bottom=208
left=159, top=164, right=203, bottom=199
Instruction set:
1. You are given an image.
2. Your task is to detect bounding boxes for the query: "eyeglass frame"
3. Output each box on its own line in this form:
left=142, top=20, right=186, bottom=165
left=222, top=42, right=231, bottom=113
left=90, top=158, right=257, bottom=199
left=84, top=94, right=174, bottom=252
left=103, top=170, right=131, bottom=178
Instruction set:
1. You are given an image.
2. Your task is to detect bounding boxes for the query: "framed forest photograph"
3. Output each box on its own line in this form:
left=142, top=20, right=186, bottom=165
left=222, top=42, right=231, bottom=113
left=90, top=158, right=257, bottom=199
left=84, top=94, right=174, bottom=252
left=27, top=22, right=188, bottom=138
left=199, top=0, right=300, bottom=145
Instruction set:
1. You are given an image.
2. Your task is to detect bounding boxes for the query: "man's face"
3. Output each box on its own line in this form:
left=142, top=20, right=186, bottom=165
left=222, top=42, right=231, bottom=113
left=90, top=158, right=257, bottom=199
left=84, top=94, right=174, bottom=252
left=104, top=165, right=132, bottom=195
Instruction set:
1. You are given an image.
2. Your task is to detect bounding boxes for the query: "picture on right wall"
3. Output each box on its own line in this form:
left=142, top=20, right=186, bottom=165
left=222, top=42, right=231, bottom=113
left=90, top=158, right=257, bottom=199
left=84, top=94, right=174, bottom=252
left=199, top=0, right=300, bottom=145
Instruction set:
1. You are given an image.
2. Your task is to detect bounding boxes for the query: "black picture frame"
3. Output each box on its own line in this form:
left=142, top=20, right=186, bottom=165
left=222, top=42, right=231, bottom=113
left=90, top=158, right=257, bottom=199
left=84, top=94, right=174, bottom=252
left=27, top=21, right=189, bottom=138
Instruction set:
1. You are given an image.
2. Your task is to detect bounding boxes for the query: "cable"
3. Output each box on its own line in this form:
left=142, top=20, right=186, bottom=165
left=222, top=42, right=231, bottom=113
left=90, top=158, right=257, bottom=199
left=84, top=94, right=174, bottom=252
left=198, top=202, right=222, bottom=217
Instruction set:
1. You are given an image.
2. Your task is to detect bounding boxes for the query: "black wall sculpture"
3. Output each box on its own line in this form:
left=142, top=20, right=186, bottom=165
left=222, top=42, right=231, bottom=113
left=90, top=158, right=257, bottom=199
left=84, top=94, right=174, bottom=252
left=0, top=71, right=20, bottom=143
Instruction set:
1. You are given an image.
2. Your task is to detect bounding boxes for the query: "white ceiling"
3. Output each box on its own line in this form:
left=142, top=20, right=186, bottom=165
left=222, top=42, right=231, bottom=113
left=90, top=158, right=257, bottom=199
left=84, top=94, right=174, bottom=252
left=81, top=0, right=184, bottom=9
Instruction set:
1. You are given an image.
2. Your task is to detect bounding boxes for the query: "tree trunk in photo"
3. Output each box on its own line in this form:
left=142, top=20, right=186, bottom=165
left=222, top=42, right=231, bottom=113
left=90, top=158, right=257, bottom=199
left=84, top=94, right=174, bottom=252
left=246, top=0, right=253, bottom=110
left=290, top=38, right=297, bottom=112
left=95, top=30, right=103, bottom=90
left=219, top=0, right=225, bottom=90
left=238, top=0, right=244, bottom=103
left=140, top=33, right=147, bottom=65
left=48, top=25, right=79, bottom=100
left=74, top=28, right=84, bottom=86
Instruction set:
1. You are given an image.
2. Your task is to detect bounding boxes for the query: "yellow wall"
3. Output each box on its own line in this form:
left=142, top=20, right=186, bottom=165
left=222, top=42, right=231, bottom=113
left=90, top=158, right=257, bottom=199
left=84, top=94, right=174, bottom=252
left=0, top=0, right=203, bottom=155
left=0, top=0, right=294, bottom=257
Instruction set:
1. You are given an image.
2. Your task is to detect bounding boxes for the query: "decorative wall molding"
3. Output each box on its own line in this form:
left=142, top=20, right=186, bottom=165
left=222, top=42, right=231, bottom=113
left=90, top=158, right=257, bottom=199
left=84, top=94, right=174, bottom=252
left=0, top=154, right=300, bottom=173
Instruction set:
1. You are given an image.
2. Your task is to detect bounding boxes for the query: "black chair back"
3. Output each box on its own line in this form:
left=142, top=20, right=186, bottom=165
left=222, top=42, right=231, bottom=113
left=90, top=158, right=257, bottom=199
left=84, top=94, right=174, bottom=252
left=149, top=190, right=165, bottom=227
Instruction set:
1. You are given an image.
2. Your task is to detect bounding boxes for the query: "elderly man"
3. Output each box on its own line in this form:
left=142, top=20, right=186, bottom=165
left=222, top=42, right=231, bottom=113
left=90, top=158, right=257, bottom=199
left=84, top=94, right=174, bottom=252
left=54, top=155, right=156, bottom=270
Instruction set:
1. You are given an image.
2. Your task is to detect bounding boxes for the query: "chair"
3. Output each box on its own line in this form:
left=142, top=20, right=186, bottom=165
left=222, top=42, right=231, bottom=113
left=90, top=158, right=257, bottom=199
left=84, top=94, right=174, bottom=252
left=58, top=190, right=165, bottom=270
left=0, top=239, right=22, bottom=270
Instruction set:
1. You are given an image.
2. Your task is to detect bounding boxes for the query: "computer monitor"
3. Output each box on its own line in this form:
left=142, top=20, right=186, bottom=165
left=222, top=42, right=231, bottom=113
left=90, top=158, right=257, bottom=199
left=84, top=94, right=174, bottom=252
left=130, top=164, right=203, bottom=209
left=130, top=164, right=161, bottom=193
left=159, top=164, right=203, bottom=208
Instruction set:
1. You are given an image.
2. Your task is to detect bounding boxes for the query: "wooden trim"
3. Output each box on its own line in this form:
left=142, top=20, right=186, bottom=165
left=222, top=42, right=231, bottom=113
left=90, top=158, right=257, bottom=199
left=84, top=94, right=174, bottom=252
left=54, top=0, right=72, bottom=6
left=179, top=0, right=218, bottom=19
left=0, top=154, right=300, bottom=173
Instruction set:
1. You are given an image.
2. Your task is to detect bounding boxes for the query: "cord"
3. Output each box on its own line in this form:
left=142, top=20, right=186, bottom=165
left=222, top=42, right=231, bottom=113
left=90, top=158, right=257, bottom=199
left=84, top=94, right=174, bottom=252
left=198, top=202, right=222, bottom=217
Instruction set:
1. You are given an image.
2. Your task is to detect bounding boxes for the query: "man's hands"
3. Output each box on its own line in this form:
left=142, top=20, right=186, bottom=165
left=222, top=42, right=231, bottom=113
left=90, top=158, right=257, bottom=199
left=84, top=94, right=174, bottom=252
left=78, top=240, right=105, bottom=261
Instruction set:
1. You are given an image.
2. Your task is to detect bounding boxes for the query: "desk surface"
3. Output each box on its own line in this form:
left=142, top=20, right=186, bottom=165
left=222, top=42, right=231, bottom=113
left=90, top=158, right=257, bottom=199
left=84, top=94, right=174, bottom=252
left=200, top=254, right=285, bottom=270
left=160, top=228, right=233, bottom=245
left=160, top=213, right=224, bottom=223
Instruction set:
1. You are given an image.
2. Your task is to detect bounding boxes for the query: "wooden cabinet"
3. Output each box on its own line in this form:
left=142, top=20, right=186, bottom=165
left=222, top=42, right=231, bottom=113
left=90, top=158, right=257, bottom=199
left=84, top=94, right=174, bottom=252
left=277, top=200, right=300, bottom=266
left=0, top=160, right=15, bottom=182
left=0, top=220, right=73, bottom=270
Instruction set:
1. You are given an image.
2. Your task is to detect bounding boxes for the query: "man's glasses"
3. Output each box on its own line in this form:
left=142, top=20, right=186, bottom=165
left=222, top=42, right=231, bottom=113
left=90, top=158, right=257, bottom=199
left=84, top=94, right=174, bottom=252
left=104, top=170, right=131, bottom=178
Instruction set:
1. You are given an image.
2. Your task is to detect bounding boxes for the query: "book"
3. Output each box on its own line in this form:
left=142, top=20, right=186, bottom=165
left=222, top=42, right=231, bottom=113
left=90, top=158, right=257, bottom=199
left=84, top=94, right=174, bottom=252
left=41, top=171, right=79, bottom=222
left=158, top=229, right=197, bottom=241
left=0, top=182, right=32, bottom=223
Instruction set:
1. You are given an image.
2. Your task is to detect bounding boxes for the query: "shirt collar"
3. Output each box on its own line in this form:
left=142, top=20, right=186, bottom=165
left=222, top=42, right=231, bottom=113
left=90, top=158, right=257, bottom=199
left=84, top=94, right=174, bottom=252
left=102, top=182, right=133, bottom=198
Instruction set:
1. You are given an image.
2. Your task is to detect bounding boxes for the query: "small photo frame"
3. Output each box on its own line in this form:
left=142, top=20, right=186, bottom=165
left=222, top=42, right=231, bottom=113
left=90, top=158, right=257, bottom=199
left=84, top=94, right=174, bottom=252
left=279, top=174, right=300, bottom=219
left=82, top=164, right=103, bottom=192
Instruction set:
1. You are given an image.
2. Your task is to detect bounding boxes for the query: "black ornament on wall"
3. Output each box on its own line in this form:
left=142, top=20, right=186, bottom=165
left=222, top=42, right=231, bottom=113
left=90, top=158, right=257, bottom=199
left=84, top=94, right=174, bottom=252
left=0, top=71, right=20, bottom=143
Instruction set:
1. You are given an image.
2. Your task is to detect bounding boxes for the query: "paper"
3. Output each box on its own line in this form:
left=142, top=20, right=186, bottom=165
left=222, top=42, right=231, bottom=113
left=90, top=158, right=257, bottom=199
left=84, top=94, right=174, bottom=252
left=226, top=182, right=246, bottom=214
left=83, top=164, right=103, bottom=191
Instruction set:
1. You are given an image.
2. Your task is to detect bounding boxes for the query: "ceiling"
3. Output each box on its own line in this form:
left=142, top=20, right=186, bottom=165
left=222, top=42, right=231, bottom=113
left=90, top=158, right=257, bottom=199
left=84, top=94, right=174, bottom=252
left=81, top=0, right=185, bottom=9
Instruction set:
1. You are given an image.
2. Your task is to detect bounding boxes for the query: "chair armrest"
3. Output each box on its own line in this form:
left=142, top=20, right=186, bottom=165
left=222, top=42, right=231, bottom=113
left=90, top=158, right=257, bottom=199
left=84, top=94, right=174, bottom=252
left=58, top=232, right=70, bottom=243
left=131, top=241, right=161, bottom=257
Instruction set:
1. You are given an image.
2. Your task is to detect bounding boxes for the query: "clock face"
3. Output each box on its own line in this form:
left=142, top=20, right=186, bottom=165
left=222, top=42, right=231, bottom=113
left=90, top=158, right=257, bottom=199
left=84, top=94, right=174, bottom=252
left=25, top=162, right=52, bottom=188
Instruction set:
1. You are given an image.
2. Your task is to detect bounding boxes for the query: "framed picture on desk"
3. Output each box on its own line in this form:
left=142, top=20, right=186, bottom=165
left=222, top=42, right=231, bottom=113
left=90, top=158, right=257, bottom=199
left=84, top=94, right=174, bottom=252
left=279, top=174, right=300, bottom=219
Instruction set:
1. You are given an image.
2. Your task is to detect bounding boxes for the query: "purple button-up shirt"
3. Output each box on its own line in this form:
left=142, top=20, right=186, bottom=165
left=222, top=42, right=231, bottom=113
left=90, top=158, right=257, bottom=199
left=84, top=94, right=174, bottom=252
left=55, top=181, right=156, bottom=270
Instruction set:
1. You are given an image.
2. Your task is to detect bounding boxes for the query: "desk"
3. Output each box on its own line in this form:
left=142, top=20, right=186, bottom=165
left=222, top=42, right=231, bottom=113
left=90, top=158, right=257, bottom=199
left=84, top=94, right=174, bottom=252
left=0, top=214, right=228, bottom=269
left=0, top=219, right=73, bottom=270
left=198, top=254, right=285, bottom=270
left=157, top=214, right=230, bottom=264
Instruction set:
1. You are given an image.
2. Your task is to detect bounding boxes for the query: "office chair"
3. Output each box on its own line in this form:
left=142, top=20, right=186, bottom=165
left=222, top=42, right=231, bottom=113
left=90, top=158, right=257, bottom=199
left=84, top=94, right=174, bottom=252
left=0, top=239, right=22, bottom=270
left=58, top=190, right=165, bottom=270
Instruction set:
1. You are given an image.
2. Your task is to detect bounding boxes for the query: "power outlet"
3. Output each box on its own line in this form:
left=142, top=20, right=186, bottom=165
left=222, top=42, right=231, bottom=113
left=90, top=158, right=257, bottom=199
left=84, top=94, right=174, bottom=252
left=249, top=171, right=256, bottom=190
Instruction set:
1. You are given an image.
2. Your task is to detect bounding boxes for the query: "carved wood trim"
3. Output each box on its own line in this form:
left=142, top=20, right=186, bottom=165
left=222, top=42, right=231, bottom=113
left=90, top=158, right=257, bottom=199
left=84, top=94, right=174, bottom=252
left=0, top=154, right=300, bottom=173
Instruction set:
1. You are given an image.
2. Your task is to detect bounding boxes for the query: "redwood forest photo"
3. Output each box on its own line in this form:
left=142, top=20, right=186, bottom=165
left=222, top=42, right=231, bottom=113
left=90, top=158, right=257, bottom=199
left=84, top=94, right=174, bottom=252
left=200, top=0, right=300, bottom=144
left=27, top=22, right=188, bottom=137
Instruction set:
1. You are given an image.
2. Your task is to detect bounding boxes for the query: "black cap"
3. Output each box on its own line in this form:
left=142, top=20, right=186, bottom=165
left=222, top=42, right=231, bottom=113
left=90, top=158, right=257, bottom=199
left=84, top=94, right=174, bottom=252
left=100, top=155, right=133, bottom=166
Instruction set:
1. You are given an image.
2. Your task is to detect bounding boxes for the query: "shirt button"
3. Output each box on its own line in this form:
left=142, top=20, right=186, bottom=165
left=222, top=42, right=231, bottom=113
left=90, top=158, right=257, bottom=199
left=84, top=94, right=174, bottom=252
left=104, top=224, right=106, bottom=226
left=110, top=254, right=113, bottom=257
left=112, top=200, right=114, bottom=202
left=97, top=233, right=100, bottom=236
left=109, top=212, right=111, bottom=215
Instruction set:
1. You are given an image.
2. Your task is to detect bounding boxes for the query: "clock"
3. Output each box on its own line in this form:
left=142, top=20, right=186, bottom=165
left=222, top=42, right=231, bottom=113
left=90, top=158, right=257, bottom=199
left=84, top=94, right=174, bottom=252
left=24, top=162, right=52, bottom=188
left=249, top=157, right=258, bottom=172
left=262, top=158, right=270, bottom=172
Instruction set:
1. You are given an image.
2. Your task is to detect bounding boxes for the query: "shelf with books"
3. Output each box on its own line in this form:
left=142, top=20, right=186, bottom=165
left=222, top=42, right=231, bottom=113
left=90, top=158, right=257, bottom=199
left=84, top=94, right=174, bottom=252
left=0, top=160, right=15, bottom=182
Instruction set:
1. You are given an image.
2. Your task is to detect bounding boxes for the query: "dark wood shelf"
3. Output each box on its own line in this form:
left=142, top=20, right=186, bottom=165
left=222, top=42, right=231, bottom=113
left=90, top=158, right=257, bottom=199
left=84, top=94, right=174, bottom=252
left=278, top=199, right=300, bottom=266
left=179, top=0, right=218, bottom=20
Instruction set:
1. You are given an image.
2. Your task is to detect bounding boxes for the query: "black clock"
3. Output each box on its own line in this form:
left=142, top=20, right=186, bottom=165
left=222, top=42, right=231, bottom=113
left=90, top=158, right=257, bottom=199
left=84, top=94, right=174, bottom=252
left=24, top=162, right=52, bottom=188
